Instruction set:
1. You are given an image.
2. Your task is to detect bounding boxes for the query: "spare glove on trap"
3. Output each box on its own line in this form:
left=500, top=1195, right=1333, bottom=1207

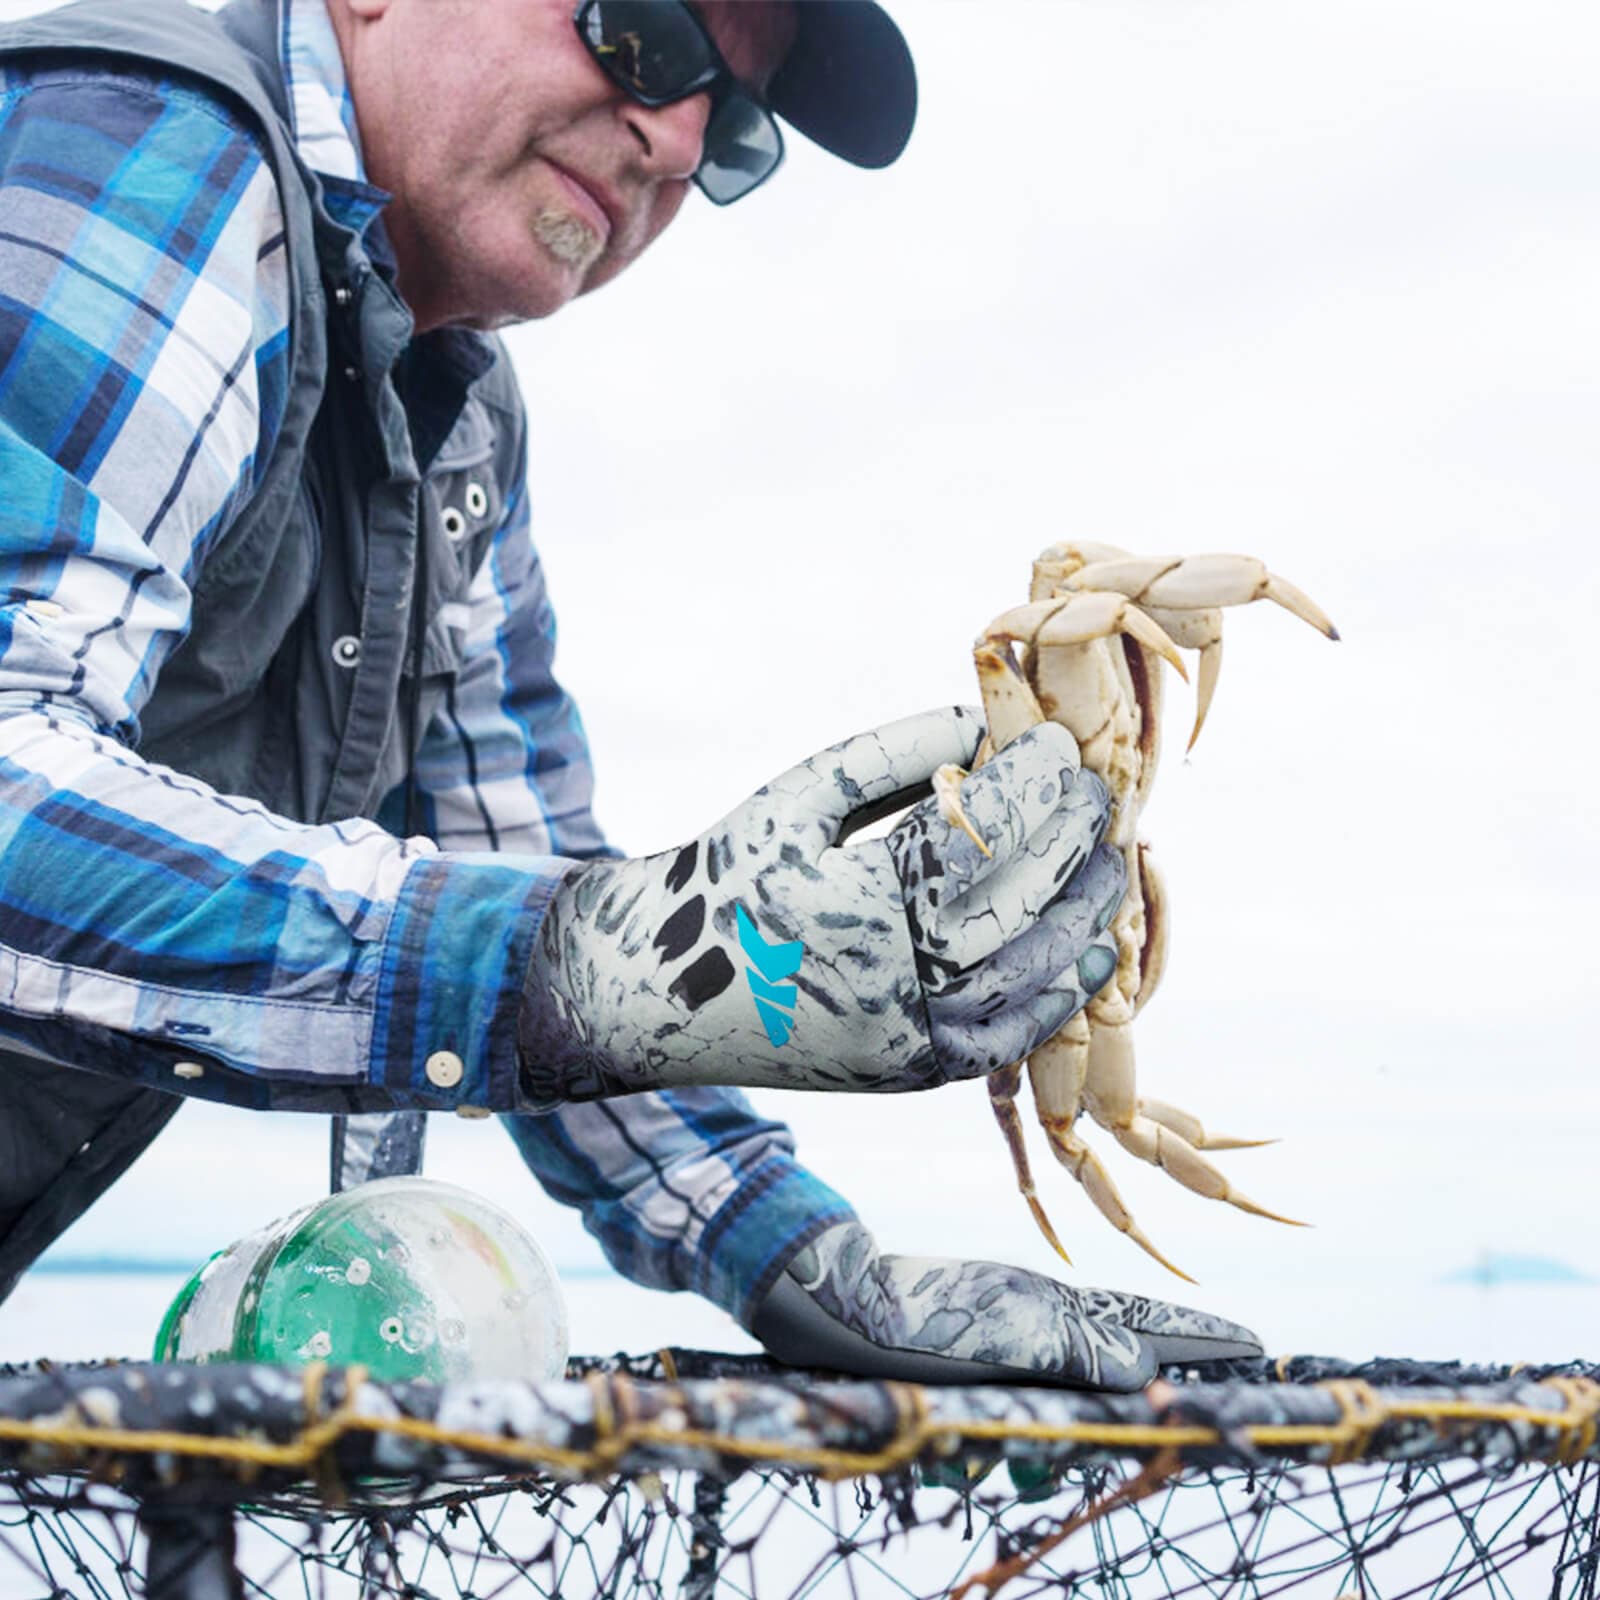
left=518, top=706, right=1125, bottom=1104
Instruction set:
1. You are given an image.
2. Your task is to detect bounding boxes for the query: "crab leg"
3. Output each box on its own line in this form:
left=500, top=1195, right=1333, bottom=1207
left=931, top=640, right=1045, bottom=851
left=961, top=641, right=1077, bottom=1259
left=1130, top=840, right=1168, bottom=1015
left=1081, top=1020, right=1305, bottom=1227
left=933, top=764, right=992, bottom=857
left=1027, top=1025, right=1194, bottom=1283
left=1070, top=552, right=1339, bottom=637
left=1060, top=553, right=1339, bottom=749
left=984, top=595, right=1187, bottom=680
left=987, top=1063, right=1072, bottom=1266
left=1139, top=1098, right=1274, bottom=1153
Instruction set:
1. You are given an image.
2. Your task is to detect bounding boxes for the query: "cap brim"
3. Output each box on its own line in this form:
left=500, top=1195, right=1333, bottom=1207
left=767, top=1, right=916, bottom=170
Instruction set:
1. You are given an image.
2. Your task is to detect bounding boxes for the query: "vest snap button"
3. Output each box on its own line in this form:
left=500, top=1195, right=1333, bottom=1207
left=425, top=1050, right=465, bottom=1089
left=343, top=364, right=360, bottom=382
left=332, top=635, right=362, bottom=668
left=441, top=507, right=467, bottom=541
left=334, top=284, right=353, bottom=308
left=464, top=481, right=489, bottom=519
left=173, top=1061, right=205, bottom=1080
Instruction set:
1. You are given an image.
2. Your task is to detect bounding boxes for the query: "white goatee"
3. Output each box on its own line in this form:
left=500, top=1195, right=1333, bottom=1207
left=533, top=209, right=604, bottom=270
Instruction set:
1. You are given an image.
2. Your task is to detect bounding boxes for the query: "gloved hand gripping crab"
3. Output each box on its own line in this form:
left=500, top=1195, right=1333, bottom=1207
left=942, top=543, right=1338, bottom=1280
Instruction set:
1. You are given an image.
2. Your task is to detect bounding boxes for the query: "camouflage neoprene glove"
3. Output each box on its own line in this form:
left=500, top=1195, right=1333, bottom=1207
left=517, top=706, right=1125, bottom=1106
left=751, top=1220, right=1264, bottom=1391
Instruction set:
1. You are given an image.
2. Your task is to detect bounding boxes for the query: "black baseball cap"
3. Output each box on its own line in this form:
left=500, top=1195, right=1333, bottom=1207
left=767, top=2, right=917, bottom=169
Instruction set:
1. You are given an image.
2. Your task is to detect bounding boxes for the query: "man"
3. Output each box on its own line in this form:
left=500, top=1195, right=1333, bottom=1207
left=0, top=0, right=1261, bottom=1389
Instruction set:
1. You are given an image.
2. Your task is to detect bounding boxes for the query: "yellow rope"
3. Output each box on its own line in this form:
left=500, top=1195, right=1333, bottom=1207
left=1542, top=1377, right=1600, bottom=1466
left=1317, top=1380, right=1386, bottom=1466
left=2, top=1369, right=1597, bottom=1486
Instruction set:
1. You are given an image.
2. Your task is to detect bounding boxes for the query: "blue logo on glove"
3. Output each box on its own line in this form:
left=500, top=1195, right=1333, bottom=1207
left=736, top=903, right=803, bottom=1047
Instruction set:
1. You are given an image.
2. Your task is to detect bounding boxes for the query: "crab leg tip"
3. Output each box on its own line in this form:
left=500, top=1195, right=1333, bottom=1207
left=933, top=764, right=994, bottom=858
left=1115, top=1218, right=1196, bottom=1283
left=1328, top=625, right=1342, bottom=642
left=1138, top=1235, right=1198, bottom=1285
left=1263, top=574, right=1339, bottom=639
left=1025, top=1197, right=1074, bottom=1267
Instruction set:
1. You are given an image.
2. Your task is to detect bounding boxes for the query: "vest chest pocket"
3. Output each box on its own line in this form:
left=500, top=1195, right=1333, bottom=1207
left=414, top=400, right=504, bottom=682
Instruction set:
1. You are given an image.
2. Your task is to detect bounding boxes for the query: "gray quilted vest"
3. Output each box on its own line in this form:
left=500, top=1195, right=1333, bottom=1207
left=0, top=0, right=521, bottom=1299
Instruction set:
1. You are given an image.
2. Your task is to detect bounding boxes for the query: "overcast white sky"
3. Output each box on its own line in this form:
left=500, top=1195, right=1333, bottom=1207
left=3, top=0, right=1597, bottom=1360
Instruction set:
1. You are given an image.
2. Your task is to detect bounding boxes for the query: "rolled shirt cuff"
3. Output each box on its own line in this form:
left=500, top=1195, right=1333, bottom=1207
left=369, top=850, right=567, bottom=1112
left=690, top=1148, right=858, bottom=1330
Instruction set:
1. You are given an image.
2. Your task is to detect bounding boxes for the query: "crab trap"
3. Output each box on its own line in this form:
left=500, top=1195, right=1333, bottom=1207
left=1, top=1349, right=1598, bottom=1598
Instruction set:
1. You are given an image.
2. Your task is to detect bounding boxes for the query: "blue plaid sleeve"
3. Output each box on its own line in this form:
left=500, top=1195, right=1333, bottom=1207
left=0, top=66, right=561, bottom=1115
left=504, top=1088, right=856, bottom=1328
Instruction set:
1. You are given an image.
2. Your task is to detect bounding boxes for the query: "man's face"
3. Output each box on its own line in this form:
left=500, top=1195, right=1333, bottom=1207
left=335, top=0, right=797, bottom=332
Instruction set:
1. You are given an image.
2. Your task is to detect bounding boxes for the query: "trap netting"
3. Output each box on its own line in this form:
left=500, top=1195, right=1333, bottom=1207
left=1, top=1351, right=1598, bottom=1599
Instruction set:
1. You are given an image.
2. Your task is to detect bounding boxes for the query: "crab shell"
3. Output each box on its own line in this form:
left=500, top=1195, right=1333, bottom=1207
left=957, top=544, right=1336, bottom=1280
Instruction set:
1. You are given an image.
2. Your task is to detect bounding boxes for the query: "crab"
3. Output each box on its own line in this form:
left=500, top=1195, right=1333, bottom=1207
left=941, top=544, right=1338, bottom=1281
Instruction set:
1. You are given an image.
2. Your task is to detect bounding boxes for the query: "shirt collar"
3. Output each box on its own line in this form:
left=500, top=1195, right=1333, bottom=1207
left=278, top=0, right=389, bottom=235
left=276, top=0, right=494, bottom=394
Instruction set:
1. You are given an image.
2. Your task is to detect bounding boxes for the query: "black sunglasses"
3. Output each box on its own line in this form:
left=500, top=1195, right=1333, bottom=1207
left=573, top=0, right=785, bottom=205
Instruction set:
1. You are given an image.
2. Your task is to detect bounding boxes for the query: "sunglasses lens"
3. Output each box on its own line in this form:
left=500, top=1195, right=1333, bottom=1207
left=697, top=92, right=784, bottom=205
left=578, top=0, right=715, bottom=101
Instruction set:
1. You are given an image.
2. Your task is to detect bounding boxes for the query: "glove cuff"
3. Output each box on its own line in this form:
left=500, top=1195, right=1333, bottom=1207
left=698, top=1151, right=856, bottom=1331
left=516, top=864, right=605, bottom=1108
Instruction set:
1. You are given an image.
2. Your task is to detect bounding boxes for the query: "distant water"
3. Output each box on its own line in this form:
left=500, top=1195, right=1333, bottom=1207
left=4, top=1264, right=1599, bottom=1372
left=0, top=1266, right=761, bottom=1368
left=1441, top=1252, right=1596, bottom=1287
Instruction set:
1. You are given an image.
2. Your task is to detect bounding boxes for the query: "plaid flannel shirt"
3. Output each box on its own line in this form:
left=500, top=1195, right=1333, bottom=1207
left=0, top=0, right=851, bottom=1324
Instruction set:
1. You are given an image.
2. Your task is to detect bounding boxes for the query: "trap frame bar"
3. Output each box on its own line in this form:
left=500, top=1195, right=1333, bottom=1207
left=0, top=1352, right=1597, bottom=1599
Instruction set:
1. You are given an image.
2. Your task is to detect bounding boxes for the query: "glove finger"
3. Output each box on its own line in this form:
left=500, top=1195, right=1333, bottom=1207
left=927, top=926, right=1119, bottom=1079
left=887, top=722, right=1086, bottom=899
left=766, top=706, right=984, bottom=846
left=918, top=770, right=1111, bottom=970
left=923, top=848, right=1125, bottom=1079
left=1061, top=1284, right=1265, bottom=1367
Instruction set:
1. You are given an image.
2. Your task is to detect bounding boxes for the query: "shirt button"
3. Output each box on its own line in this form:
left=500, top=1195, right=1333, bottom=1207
left=332, top=635, right=362, bottom=668
left=425, top=1050, right=464, bottom=1089
left=173, top=1061, right=205, bottom=1080
left=343, top=364, right=361, bottom=383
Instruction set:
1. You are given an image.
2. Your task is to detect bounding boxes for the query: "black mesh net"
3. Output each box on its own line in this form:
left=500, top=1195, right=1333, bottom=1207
left=1, top=1352, right=1597, bottom=1599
